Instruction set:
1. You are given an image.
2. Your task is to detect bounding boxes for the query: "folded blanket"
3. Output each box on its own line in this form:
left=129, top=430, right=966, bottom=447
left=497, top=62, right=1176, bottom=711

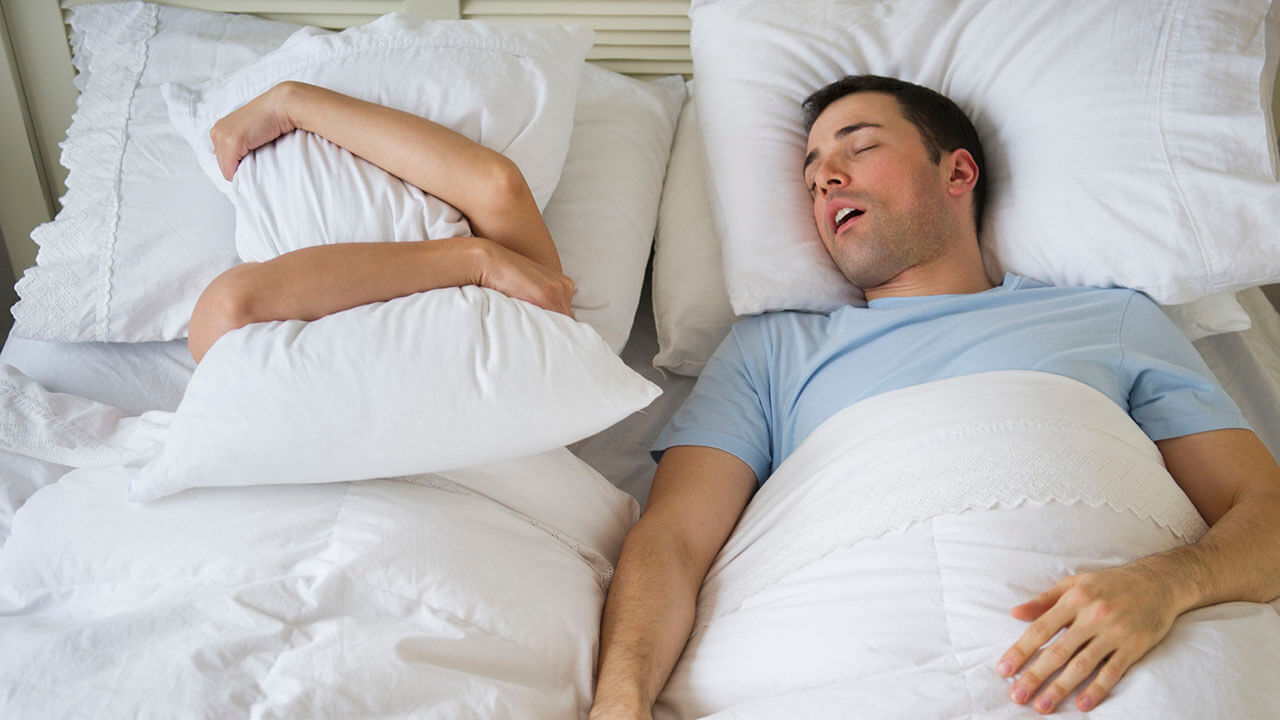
left=656, top=371, right=1280, bottom=719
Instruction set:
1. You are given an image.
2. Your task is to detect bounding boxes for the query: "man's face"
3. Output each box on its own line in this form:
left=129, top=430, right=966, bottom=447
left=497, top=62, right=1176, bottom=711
left=802, top=92, right=953, bottom=289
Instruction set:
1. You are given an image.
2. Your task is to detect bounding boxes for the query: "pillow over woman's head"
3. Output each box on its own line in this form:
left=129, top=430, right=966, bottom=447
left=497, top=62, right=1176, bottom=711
left=163, top=13, right=592, bottom=260
left=690, top=0, right=1280, bottom=314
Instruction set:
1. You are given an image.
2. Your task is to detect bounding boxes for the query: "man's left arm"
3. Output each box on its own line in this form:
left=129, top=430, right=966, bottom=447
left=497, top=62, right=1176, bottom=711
left=997, top=427, right=1280, bottom=714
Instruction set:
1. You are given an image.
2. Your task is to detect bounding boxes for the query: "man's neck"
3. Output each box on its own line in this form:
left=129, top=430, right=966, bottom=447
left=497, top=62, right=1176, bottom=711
left=862, top=254, right=994, bottom=303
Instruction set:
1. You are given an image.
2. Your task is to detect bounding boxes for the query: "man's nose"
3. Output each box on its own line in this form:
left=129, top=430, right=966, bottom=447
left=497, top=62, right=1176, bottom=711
left=816, top=161, right=850, bottom=196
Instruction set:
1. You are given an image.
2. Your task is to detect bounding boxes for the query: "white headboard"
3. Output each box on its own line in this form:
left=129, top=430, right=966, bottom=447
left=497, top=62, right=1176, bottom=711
left=0, top=0, right=692, bottom=277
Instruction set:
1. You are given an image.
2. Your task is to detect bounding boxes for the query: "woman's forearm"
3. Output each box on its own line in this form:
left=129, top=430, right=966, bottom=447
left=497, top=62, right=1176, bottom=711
left=278, top=82, right=562, bottom=272
left=188, top=238, right=484, bottom=362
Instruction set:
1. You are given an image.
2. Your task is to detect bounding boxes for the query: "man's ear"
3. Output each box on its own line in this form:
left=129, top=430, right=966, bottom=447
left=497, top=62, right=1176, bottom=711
left=945, top=148, right=979, bottom=198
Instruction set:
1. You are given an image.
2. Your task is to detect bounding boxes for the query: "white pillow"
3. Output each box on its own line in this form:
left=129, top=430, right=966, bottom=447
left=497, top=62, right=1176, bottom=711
left=546, top=65, right=685, bottom=353
left=690, top=0, right=1280, bottom=313
left=654, top=94, right=1252, bottom=374
left=226, top=130, right=473, bottom=262
left=1162, top=293, right=1254, bottom=342
left=163, top=13, right=591, bottom=260
left=129, top=286, right=662, bottom=501
left=652, top=88, right=739, bottom=376
left=12, top=2, right=299, bottom=342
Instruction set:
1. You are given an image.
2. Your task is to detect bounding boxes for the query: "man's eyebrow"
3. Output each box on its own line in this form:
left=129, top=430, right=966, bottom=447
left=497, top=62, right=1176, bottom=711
left=803, top=122, right=884, bottom=174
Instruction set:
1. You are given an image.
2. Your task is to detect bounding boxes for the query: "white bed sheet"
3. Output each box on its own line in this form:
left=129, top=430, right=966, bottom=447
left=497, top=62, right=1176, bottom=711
left=3, top=286, right=1278, bottom=506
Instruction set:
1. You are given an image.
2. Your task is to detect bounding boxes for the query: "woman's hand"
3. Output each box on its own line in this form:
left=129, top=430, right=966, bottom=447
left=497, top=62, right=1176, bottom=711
left=209, top=81, right=304, bottom=181
left=473, top=238, right=575, bottom=318
left=998, top=561, right=1186, bottom=714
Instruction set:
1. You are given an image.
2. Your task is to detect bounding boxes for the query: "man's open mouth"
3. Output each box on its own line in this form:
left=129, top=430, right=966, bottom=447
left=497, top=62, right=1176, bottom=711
left=834, top=206, right=864, bottom=232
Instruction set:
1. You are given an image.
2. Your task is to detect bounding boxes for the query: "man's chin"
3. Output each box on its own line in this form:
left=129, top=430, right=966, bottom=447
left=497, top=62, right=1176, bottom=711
left=831, top=254, right=900, bottom=292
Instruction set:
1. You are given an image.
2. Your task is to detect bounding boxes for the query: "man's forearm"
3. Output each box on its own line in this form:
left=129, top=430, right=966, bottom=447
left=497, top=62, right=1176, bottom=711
left=592, top=519, right=704, bottom=716
left=1141, top=486, right=1280, bottom=613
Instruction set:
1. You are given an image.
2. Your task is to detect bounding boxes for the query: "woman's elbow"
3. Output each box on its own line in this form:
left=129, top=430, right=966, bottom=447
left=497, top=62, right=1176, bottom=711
left=188, top=263, right=262, bottom=363
left=481, top=156, right=532, bottom=213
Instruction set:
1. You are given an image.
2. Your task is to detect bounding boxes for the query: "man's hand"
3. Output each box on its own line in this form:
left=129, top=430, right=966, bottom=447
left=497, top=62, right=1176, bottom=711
left=210, top=81, right=301, bottom=181
left=474, top=238, right=575, bottom=318
left=997, top=562, right=1185, bottom=714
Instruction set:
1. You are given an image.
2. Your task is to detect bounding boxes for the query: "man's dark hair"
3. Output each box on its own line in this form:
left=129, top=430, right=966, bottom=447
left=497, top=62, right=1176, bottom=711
left=802, top=75, right=987, bottom=233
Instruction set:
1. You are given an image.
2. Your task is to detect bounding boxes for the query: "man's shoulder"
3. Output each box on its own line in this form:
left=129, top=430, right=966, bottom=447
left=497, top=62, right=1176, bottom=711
left=730, top=308, right=831, bottom=338
left=713, top=309, right=833, bottom=373
left=1005, top=275, right=1139, bottom=309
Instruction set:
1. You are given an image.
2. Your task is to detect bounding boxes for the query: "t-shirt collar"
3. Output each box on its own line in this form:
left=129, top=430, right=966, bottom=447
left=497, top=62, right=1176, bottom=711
left=865, top=272, right=1024, bottom=309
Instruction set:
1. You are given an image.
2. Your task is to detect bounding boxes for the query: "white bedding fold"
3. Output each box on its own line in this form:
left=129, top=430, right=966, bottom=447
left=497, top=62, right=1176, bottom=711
left=0, top=364, right=639, bottom=718
left=695, top=371, right=1207, bottom=629
left=658, top=370, right=1280, bottom=719
left=0, top=363, right=169, bottom=469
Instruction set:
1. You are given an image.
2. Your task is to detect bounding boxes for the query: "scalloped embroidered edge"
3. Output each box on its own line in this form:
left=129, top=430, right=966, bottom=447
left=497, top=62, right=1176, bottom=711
left=11, top=2, right=156, bottom=342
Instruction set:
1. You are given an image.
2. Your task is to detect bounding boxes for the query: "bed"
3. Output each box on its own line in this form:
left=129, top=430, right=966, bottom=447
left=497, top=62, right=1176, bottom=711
left=1, top=0, right=1279, bottom=718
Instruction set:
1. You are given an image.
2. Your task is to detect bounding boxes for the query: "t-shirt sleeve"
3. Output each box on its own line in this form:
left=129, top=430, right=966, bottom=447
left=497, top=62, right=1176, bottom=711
left=651, top=322, right=773, bottom=482
left=1118, top=292, right=1250, bottom=440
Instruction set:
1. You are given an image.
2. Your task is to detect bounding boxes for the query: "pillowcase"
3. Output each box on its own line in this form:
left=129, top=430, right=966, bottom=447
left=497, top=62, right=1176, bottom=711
left=129, top=286, right=662, bottom=501
left=653, top=94, right=1253, bottom=375
left=13, top=2, right=299, bottom=342
left=652, top=87, right=739, bottom=376
left=545, top=65, right=685, bottom=353
left=162, top=13, right=592, bottom=261
left=689, top=0, right=1280, bottom=314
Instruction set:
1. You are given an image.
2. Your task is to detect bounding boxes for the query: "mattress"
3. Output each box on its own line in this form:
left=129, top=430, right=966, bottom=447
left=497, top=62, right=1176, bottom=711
left=3, top=286, right=1278, bottom=505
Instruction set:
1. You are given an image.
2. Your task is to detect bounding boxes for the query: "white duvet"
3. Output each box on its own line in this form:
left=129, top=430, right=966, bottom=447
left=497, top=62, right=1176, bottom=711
left=656, top=371, right=1280, bottom=719
left=0, top=365, right=638, bottom=718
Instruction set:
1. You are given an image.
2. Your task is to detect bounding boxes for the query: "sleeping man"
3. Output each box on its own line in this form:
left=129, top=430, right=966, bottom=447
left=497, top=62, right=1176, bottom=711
left=589, top=75, right=1280, bottom=717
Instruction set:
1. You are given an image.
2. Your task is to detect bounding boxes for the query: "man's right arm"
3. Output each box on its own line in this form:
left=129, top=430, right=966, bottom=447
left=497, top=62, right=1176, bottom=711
left=589, top=445, right=758, bottom=719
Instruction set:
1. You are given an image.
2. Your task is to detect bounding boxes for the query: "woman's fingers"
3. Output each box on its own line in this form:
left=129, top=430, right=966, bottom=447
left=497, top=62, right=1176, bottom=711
left=210, top=82, right=300, bottom=181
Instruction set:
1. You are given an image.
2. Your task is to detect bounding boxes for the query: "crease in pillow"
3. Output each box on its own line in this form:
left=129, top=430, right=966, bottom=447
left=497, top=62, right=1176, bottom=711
left=13, top=1, right=158, bottom=342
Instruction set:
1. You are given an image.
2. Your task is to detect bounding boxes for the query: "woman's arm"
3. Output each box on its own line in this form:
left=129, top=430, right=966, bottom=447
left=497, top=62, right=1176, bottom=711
left=188, top=236, right=573, bottom=363
left=209, top=81, right=562, bottom=273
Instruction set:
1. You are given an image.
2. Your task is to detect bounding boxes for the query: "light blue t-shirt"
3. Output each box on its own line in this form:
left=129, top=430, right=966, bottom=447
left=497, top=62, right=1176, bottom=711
left=653, top=274, right=1249, bottom=483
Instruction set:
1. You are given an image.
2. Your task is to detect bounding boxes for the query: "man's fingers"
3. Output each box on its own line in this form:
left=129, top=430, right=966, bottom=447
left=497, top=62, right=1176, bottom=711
left=1006, top=625, right=1091, bottom=707
left=1026, top=641, right=1114, bottom=714
left=1074, top=652, right=1132, bottom=712
left=1011, top=578, right=1072, bottom=620
left=998, top=597, right=1073, bottom=678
